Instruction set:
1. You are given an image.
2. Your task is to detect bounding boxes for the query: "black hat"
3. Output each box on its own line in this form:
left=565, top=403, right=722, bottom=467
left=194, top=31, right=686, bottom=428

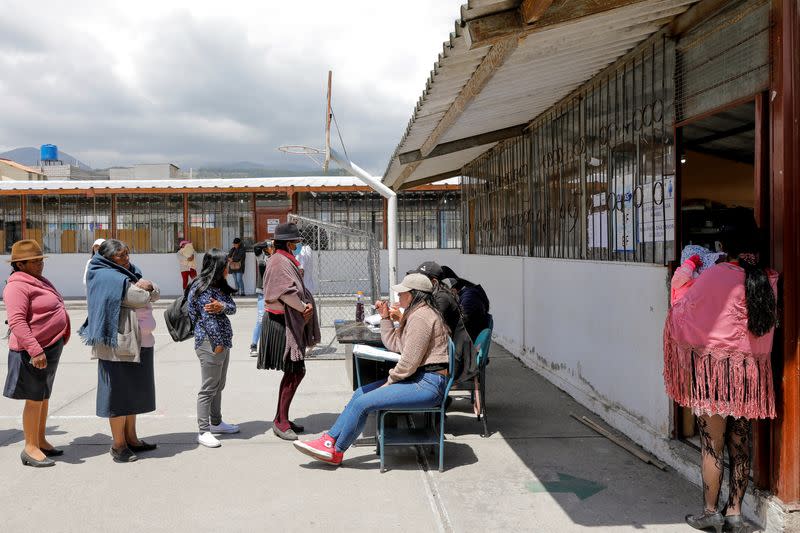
left=274, top=222, right=303, bottom=241
left=233, top=237, right=242, bottom=244
left=440, top=265, right=458, bottom=280
left=413, top=261, right=444, bottom=280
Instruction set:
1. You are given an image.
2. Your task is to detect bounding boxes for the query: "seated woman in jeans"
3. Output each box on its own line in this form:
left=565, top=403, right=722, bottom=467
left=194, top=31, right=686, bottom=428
left=294, top=273, right=450, bottom=466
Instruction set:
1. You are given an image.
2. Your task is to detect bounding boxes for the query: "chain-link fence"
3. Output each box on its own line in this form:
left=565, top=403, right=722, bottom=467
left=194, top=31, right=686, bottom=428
left=288, top=214, right=381, bottom=354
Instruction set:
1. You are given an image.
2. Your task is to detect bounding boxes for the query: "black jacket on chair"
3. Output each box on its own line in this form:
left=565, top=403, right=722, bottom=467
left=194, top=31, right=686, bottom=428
left=432, top=285, right=476, bottom=382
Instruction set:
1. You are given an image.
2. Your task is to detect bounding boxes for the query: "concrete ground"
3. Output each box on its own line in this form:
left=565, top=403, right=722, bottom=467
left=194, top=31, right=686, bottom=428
left=0, top=300, right=706, bottom=532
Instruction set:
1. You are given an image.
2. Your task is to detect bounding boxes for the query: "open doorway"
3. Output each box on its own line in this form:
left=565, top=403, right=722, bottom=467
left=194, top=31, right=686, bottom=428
left=674, top=97, right=774, bottom=489
left=679, top=100, right=756, bottom=252
left=675, top=100, right=759, bottom=444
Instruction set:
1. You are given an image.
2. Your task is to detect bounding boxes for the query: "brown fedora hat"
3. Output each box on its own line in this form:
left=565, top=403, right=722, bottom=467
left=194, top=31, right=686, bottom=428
left=7, top=240, right=47, bottom=263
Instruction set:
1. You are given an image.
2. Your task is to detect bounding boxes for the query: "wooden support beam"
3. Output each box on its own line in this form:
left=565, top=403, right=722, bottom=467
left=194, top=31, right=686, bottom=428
left=419, top=36, right=518, bottom=159
left=685, top=122, right=755, bottom=146
left=398, top=123, right=526, bottom=165
left=466, top=0, right=647, bottom=49
left=520, top=0, right=554, bottom=24
left=395, top=35, right=519, bottom=186
left=667, top=0, right=731, bottom=37
left=398, top=169, right=462, bottom=191
left=770, top=0, right=800, bottom=506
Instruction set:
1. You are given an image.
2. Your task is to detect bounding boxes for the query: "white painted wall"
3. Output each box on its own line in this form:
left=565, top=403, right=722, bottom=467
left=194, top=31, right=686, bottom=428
left=458, top=254, right=673, bottom=451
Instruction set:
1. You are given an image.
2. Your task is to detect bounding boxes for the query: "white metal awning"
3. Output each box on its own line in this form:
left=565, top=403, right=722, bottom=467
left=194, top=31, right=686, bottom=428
left=0, top=176, right=460, bottom=192
left=383, top=0, right=698, bottom=190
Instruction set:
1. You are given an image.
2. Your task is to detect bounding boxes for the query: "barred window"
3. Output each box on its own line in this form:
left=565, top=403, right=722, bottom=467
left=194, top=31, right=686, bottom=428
left=116, top=194, right=183, bottom=253
left=296, top=192, right=384, bottom=249
left=398, top=191, right=461, bottom=249
left=25, top=195, right=112, bottom=254
left=463, top=33, right=676, bottom=264
left=0, top=196, right=22, bottom=254
left=189, top=193, right=253, bottom=252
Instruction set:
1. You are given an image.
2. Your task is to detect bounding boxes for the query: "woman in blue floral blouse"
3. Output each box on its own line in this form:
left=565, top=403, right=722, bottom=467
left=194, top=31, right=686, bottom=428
left=187, top=249, right=239, bottom=448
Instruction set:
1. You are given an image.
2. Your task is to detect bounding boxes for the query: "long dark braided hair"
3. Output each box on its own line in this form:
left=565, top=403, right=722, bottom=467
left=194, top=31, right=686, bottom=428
left=720, top=210, right=777, bottom=337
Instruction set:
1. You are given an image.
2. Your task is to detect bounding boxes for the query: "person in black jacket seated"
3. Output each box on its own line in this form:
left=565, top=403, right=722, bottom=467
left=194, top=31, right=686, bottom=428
left=411, top=262, right=477, bottom=386
left=440, top=266, right=491, bottom=342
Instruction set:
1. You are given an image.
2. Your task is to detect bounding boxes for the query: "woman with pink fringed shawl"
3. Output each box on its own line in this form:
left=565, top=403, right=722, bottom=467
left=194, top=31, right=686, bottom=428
left=664, top=210, right=778, bottom=533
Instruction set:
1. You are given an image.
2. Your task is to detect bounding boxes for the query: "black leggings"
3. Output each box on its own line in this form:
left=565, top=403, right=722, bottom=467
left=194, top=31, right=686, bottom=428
left=696, top=414, right=752, bottom=514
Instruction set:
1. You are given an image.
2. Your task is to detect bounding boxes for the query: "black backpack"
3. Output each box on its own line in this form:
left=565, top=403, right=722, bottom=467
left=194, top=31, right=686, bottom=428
left=164, top=285, right=194, bottom=342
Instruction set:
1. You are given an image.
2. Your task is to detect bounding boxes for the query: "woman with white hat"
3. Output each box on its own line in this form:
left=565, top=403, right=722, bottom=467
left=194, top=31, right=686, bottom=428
left=293, top=272, right=450, bottom=466
left=3, top=240, right=71, bottom=467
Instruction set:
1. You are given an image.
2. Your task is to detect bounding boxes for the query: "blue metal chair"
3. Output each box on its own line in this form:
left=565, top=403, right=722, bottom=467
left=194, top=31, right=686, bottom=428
left=448, top=316, right=493, bottom=437
left=377, top=339, right=456, bottom=473
left=473, top=316, right=494, bottom=437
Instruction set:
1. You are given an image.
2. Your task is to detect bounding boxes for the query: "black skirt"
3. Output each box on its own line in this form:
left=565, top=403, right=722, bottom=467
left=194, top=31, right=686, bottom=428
left=96, top=347, right=156, bottom=417
left=3, top=339, right=63, bottom=401
left=257, top=312, right=304, bottom=373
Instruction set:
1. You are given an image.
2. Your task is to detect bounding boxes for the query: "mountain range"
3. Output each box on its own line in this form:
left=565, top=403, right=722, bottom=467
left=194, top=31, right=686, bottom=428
left=0, top=147, right=91, bottom=169
left=0, top=147, right=347, bottom=177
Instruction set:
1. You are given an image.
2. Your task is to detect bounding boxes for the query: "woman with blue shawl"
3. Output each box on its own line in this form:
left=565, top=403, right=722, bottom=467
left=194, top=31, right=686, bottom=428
left=80, top=239, right=160, bottom=463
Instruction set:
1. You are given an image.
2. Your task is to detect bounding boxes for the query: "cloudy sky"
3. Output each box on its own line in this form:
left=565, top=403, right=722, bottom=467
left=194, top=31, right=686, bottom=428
left=0, top=1, right=463, bottom=175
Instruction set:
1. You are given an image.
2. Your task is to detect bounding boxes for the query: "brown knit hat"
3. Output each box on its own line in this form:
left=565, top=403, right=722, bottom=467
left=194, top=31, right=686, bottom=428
left=7, top=240, right=47, bottom=263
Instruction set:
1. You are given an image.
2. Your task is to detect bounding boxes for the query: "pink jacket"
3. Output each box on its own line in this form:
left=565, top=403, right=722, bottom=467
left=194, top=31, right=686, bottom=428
left=664, top=262, right=779, bottom=419
left=4, top=271, right=71, bottom=355
left=668, top=262, right=779, bottom=355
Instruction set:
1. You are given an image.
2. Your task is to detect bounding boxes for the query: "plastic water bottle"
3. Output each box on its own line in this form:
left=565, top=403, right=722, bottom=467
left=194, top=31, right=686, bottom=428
left=355, top=291, right=364, bottom=322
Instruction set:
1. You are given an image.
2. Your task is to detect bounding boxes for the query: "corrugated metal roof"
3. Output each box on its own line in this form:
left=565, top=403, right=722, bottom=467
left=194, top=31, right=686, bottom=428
left=0, top=176, right=460, bottom=192
left=0, top=158, right=44, bottom=175
left=384, top=0, right=697, bottom=189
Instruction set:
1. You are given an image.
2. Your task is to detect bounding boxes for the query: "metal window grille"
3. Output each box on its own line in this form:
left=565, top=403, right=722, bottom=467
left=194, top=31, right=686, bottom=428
left=188, top=193, right=254, bottom=252
left=398, top=191, right=462, bottom=249
left=296, top=192, right=385, bottom=249
left=463, top=32, right=677, bottom=264
left=25, top=195, right=112, bottom=253
left=116, top=194, right=183, bottom=253
left=0, top=196, right=22, bottom=254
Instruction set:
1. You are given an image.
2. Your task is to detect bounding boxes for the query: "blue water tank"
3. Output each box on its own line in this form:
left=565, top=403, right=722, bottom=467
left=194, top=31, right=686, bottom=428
left=40, top=144, right=58, bottom=161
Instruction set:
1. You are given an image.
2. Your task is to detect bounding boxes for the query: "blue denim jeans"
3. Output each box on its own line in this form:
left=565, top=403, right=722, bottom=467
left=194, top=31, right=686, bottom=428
left=232, top=271, right=244, bottom=295
left=328, top=370, right=447, bottom=452
left=251, top=293, right=265, bottom=346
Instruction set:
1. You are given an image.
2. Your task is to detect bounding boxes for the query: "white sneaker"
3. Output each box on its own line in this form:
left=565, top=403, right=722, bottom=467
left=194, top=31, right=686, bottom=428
left=197, top=432, right=221, bottom=448
left=210, top=421, right=240, bottom=434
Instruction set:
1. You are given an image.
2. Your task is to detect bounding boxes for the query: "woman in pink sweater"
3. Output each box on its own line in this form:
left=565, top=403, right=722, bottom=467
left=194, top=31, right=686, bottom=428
left=664, top=214, right=778, bottom=533
left=3, top=240, right=71, bottom=468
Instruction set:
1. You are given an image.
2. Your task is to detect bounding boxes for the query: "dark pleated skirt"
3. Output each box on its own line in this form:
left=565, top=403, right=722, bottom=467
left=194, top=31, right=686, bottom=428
left=96, top=347, right=156, bottom=417
left=3, top=340, right=63, bottom=401
left=257, top=312, right=304, bottom=373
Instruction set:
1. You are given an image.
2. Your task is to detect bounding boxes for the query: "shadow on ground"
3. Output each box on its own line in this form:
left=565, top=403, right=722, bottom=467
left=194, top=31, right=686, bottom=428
left=430, top=349, right=700, bottom=530
left=1, top=425, right=68, bottom=447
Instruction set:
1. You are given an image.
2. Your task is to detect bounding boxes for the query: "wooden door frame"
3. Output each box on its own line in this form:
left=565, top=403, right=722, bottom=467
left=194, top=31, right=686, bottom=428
left=672, top=93, right=773, bottom=489
left=768, top=0, right=800, bottom=506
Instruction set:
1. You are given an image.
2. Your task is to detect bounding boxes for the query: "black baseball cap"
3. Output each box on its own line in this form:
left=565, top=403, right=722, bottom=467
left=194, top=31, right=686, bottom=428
left=440, top=265, right=458, bottom=280
left=411, top=261, right=444, bottom=280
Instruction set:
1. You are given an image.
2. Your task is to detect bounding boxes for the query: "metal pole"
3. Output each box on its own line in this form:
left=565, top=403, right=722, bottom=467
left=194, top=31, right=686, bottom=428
left=329, top=147, right=398, bottom=301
